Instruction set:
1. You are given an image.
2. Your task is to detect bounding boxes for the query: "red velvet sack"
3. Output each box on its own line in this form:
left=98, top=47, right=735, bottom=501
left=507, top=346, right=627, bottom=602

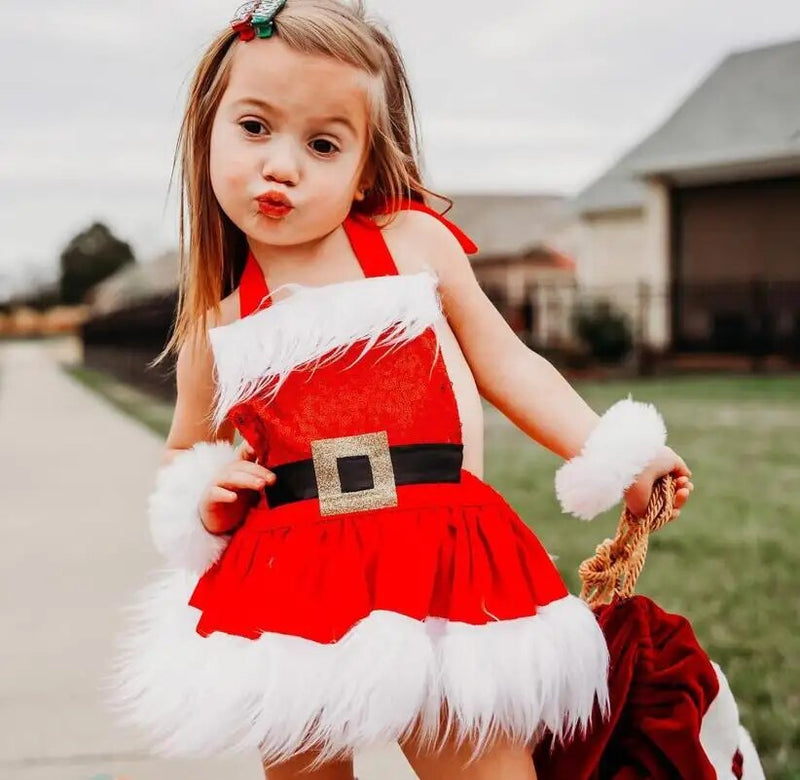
left=533, top=595, right=764, bottom=779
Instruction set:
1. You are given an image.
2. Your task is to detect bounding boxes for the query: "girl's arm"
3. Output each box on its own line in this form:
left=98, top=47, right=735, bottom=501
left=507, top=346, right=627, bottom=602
left=416, top=214, right=598, bottom=458
left=415, top=212, right=692, bottom=520
left=163, top=325, right=237, bottom=462
left=147, top=321, right=270, bottom=574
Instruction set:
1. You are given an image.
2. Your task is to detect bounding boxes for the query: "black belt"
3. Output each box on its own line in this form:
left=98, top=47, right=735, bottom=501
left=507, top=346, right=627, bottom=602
left=265, top=442, right=463, bottom=509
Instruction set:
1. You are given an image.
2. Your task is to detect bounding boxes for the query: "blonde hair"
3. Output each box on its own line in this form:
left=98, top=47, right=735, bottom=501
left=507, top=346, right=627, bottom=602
left=153, top=0, right=450, bottom=366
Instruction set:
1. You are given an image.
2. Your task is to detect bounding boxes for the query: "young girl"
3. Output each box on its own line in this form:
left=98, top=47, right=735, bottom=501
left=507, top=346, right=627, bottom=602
left=103, top=1, right=694, bottom=778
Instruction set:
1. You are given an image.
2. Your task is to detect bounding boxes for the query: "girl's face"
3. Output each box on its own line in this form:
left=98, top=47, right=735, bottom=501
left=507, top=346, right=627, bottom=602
left=209, top=37, right=372, bottom=250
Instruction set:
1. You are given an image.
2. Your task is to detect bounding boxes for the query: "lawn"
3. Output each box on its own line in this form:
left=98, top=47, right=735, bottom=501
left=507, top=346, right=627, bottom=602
left=64, top=365, right=175, bottom=437
left=66, top=365, right=800, bottom=778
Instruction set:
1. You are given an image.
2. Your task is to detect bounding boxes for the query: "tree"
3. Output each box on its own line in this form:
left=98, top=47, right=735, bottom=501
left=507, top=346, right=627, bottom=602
left=59, top=222, right=135, bottom=304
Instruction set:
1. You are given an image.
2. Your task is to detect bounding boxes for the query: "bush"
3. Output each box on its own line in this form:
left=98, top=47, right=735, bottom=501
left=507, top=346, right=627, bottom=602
left=572, top=299, right=633, bottom=364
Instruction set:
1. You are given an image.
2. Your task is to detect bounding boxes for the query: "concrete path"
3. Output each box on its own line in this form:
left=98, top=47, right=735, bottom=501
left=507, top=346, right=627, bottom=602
left=0, top=339, right=416, bottom=780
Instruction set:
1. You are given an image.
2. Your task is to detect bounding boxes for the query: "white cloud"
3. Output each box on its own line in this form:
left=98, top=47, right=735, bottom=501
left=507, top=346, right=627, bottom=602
left=421, top=116, right=618, bottom=148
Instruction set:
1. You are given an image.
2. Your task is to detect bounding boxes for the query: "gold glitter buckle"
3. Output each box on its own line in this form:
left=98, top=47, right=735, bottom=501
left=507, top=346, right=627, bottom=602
left=310, top=431, right=398, bottom=516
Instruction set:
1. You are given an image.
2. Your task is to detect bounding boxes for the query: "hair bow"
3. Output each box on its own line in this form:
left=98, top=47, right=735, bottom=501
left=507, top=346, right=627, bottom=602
left=231, top=0, right=287, bottom=40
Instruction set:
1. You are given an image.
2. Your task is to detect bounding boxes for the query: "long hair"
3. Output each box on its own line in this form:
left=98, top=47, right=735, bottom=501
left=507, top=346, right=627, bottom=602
left=153, top=0, right=450, bottom=366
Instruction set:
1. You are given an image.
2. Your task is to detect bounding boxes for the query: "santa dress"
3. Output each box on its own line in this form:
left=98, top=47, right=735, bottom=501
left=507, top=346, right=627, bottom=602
left=101, top=199, right=610, bottom=766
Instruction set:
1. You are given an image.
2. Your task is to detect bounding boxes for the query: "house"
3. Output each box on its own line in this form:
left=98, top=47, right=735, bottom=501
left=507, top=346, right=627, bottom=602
left=446, top=194, right=580, bottom=347
left=573, top=38, right=800, bottom=356
left=87, top=249, right=178, bottom=315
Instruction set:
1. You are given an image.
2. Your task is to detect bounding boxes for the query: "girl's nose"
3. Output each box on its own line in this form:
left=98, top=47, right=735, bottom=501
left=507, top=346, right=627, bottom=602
left=260, top=136, right=300, bottom=186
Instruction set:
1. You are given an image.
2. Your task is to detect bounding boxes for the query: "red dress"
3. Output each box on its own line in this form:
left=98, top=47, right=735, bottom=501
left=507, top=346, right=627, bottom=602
left=104, top=200, right=610, bottom=765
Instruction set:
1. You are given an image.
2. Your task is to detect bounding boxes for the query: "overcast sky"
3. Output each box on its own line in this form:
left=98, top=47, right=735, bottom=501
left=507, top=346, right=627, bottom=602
left=2, top=0, right=800, bottom=298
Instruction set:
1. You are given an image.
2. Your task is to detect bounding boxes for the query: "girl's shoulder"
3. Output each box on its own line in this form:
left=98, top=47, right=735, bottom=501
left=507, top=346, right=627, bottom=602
left=367, top=205, right=477, bottom=277
left=212, top=288, right=242, bottom=331
left=369, top=208, right=442, bottom=275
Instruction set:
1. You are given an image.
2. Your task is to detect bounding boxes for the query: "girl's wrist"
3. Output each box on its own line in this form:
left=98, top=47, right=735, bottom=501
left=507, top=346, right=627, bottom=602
left=554, top=395, right=667, bottom=522
left=199, top=512, right=230, bottom=536
left=148, top=440, right=241, bottom=574
left=199, top=506, right=245, bottom=536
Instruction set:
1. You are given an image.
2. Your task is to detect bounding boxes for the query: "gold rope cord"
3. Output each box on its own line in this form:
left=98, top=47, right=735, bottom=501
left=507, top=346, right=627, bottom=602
left=579, top=473, right=677, bottom=609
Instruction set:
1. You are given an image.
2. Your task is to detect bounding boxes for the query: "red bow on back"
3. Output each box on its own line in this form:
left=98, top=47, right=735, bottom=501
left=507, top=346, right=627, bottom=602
left=353, top=196, right=479, bottom=256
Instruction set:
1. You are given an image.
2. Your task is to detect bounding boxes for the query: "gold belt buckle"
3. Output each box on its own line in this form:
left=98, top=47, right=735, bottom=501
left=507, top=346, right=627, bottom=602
left=310, top=430, right=398, bottom=515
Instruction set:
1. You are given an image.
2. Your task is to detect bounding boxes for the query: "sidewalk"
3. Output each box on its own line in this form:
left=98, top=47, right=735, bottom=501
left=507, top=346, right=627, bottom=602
left=0, top=339, right=415, bottom=780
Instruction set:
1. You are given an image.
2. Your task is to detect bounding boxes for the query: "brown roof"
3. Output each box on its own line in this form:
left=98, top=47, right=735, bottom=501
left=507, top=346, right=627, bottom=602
left=87, top=250, right=178, bottom=314
left=441, top=193, right=576, bottom=256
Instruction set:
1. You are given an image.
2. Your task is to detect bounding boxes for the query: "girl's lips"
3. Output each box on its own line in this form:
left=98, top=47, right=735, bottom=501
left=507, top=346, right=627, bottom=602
left=257, top=200, right=294, bottom=218
left=256, top=190, right=294, bottom=218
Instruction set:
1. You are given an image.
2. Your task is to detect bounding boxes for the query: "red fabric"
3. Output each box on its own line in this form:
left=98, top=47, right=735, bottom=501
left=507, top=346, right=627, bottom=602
left=238, top=243, right=274, bottom=318
left=228, top=330, right=461, bottom=468
left=190, top=201, right=569, bottom=641
left=342, top=209, right=406, bottom=275
left=189, top=469, right=567, bottom=640
left=733, top=748, right=744, bottom=779
left=231, top=206, right=468, bottom=468
left=534, top=595, right=721, bottom=780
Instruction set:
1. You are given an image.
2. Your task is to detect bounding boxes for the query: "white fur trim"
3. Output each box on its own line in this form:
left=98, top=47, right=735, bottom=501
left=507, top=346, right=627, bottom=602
left=737, top=723, right=766, bottom=780
left=554, top=394, right=667, bottom=521
left=207, top=271, right=444, bottom=429
left=700, top=662, right=765, bottom=779
left=148, top=440, right=240, bottom=575
left=420, top=595, right=610, bottom=756
left=99, top=572, right=609, bottom=765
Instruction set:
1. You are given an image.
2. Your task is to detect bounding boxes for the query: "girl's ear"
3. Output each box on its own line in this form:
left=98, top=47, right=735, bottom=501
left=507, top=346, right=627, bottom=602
left=354, top=168, right=374, bottom=201
left=357, top=157, right=376, bottom=199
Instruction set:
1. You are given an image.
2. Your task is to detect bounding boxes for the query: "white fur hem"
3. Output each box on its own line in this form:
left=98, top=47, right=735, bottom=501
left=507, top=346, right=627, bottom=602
left=148, top=440, right=240, bottom=575
left=100, top=570, right=609, bottom=765
left=554, top=395, right=667, bottom=521
left=737, top=724, right=765, bottom=779
left=207, top=271, right=443, bottom=430
left=701, top=662, right=765, bottom=779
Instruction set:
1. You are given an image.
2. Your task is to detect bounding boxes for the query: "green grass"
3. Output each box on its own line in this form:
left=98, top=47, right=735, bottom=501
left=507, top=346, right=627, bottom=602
left=63, top=365, right=175, bottom=438
left=64, top=365, right=800, bottom=776
left=485, top=373, right=800, bottom=779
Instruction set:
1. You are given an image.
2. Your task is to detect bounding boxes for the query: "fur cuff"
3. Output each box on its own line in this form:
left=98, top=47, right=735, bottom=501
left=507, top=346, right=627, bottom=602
left=555, top=395, right=667, bottom=521
left=148, top=440, right=240, bottom=574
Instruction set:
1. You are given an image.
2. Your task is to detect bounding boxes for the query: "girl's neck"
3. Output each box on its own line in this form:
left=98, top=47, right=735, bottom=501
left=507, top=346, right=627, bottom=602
left=247, top=223, right=342, bottom=273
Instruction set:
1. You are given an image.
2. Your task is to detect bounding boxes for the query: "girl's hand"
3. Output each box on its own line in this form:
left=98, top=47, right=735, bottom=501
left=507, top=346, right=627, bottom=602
left=199, top=440, right=277, bottom=534
left=623, top=445, right=694, bottom=519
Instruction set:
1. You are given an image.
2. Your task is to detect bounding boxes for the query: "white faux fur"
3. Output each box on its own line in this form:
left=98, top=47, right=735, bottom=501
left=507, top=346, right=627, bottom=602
left=554, top=394, right=667, bottom=521
left=207, top=271, right=445, bottom=430
left=737, top=723, right=766, bottom=779
left=147, top=440, right=240, bottom=575
left=700, top=662, right=765, bottom=779
left=99, top=570, right=609, bottom=766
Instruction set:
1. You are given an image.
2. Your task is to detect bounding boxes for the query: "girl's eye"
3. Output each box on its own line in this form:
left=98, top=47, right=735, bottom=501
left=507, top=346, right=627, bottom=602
left=240, top=120, right=267, bottom=136
left=310, top=138, right=339, bottom=156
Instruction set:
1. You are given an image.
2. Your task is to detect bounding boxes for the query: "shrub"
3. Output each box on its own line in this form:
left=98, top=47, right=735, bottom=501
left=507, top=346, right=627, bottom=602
left=572, top=299, right=633, bottom=364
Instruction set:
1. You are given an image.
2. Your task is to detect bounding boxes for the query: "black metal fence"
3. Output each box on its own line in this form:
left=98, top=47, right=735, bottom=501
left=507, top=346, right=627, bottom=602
left=486, top=277, right=800, bottom=373
left=81, top=292, right=178, bottom=401
left=671, top=279, right=800, bottom=356
left=80, top=277, right=800, bottom=400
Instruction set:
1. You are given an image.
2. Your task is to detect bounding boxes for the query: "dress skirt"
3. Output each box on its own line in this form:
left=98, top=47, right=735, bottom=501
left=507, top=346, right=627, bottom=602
left=102, top=468, right=609, bottom=765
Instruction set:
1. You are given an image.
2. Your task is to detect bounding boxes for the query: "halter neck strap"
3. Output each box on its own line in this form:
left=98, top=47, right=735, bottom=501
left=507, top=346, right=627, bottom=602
left=373, top=197, right=479, bottom=255
left=238, top=197, right=479, bottom=318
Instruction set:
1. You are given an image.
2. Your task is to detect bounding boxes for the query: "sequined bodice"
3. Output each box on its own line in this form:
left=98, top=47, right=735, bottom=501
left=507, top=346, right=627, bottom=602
left=207, top=202, right=478, bottom=472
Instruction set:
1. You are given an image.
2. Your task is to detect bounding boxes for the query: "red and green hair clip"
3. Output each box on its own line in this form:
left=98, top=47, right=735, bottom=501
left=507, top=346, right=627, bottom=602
left=231, top=0, right=287, bottom=41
